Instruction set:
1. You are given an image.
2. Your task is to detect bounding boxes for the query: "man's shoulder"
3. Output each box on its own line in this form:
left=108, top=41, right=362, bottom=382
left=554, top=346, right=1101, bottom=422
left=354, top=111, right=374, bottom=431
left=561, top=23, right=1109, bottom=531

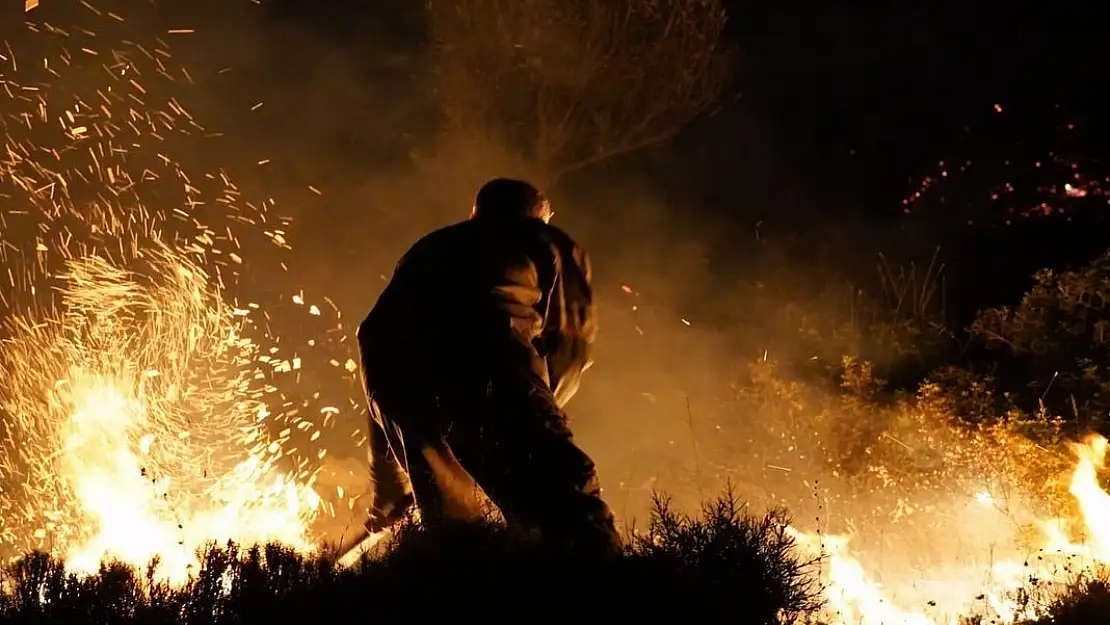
left=414, top=220, right=475, bottom=248
left=535, top=221, right=576, bottom=244
left=399, top=220, right=475, bottom=263
left=509, top=220, right=582, bottom=256
left=536, top=222, right=590, bottom=269
left=400, top=219, right=589, bottom=271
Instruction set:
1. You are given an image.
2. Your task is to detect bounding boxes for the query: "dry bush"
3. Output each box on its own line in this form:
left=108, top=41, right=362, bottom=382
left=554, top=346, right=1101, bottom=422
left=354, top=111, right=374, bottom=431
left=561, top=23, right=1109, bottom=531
left=0, top=490, right=823, bottom=625
left=629, top=489, right=824, bottom=624
left=971, top=251, right=1110, bottom=428
left=424, top=0, right=735, bottom=187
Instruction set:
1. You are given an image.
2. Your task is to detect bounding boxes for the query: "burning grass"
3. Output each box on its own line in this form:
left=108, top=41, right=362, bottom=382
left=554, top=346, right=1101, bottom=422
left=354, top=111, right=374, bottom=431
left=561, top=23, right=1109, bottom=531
left=702, top=350, right=1110, bottom=625
left=0, top=490, right=1106, bottom=625
left=0, top=239, right=321, bottom=582
left=1, top=6, right=337, bottom=583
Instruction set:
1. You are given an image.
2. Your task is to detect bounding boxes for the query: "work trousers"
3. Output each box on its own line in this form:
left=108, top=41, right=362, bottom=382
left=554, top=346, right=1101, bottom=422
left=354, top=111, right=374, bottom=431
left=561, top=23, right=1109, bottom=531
left=365, top=366, right=621, bottom=556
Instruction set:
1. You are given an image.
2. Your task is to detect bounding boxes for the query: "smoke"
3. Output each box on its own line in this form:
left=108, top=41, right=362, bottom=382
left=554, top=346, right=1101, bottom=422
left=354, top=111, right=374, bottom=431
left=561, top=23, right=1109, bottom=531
left=3, top=0, right=975, bottom=533
left=155, top=2, right=910, bottom=528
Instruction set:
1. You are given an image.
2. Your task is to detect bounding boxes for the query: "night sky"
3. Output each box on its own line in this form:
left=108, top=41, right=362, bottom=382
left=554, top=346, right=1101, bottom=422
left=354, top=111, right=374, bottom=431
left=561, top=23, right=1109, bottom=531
left=713, top=1, right=1100, bottom=213
left=230, top=1, right=1109, bottom=303
left=251, top=0, right=1105, bottom=217
left=6, top=1, right=1102, bottom=245
left=4, top=0, right=1104, bottom=348
left=229, top=0, right=1108, bottom=440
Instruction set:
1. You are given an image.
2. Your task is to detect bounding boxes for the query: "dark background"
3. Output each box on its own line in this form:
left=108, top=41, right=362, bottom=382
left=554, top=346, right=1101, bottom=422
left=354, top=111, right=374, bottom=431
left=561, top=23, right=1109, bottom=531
left=241, top=0, right=1109, bottom=324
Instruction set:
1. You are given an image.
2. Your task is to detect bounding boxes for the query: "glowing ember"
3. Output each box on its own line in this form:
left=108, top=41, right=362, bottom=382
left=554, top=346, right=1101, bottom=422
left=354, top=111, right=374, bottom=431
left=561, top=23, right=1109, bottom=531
left=0, top=11, right=323, bottom=583
left=0, top=237, right=320, bottom=584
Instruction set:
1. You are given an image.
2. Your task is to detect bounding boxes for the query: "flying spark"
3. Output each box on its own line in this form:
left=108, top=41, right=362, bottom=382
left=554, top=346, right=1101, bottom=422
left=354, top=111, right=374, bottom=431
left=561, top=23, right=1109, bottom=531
left=0, top=7, right=334, bottom=583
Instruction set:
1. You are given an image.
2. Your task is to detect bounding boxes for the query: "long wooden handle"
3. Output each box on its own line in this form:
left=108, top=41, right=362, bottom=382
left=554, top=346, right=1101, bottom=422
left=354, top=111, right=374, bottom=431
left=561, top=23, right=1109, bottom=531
left=337, top=528, right=393, bottom=568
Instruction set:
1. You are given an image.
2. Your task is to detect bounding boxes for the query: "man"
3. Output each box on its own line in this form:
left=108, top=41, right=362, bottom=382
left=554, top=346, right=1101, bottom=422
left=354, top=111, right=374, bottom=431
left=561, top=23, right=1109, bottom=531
left=355, top=177, right=621, bottom=555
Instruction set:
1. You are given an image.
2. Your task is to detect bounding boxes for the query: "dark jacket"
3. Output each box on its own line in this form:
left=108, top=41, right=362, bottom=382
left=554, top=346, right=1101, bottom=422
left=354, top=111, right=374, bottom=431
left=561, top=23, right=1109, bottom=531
left=358, top=217, right=596, bottom=409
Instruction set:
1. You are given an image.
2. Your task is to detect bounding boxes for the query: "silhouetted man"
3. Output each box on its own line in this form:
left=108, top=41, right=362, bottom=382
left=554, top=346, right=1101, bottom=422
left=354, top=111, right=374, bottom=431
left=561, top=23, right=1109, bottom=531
left=355, top=177, right=621, bottom=555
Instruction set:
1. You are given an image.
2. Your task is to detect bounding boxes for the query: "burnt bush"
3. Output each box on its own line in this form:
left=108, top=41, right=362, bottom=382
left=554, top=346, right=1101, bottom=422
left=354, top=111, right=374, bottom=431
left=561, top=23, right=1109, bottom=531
left=627, top=489, right=822, bottom=624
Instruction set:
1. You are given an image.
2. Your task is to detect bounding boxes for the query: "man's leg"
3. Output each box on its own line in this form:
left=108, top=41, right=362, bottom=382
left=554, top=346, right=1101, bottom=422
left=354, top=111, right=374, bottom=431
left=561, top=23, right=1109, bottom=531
left=451, top=377, right=622, bottom=556
left=415, top=439, right=489, bottom=525
left=365, top=400, right=413, bottom=531
left=370, top=395, right=487, bottom=530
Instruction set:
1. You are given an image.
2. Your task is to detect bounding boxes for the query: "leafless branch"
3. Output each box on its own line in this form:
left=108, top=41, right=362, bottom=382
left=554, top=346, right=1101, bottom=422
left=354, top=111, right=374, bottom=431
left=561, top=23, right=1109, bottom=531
left=426, top=0, right=735, bottom=184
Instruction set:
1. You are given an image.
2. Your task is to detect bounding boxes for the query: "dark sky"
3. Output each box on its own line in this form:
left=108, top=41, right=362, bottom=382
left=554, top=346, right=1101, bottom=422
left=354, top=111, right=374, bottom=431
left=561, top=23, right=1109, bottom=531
left=5, top=0, right=1104, bottom=310
left=167, top=0, right=1104, bottom=327
left=684, top=1, right=1100, bottom=214
left=173, top=0, right=1091, bottom=215
left=7, top=0, right=1100, bottom=221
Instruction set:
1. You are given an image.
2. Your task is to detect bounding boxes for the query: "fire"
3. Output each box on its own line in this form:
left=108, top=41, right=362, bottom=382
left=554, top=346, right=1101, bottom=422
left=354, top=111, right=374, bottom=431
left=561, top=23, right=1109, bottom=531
left=0, top=13, right=327, bottom=584
left=0, top=244, right=321, bottom=584
left=792, top=434, right=1110, bottom=625
left=58, top=377, right=320, bottom=584
left=1065, top=436, right=1110, bottom=556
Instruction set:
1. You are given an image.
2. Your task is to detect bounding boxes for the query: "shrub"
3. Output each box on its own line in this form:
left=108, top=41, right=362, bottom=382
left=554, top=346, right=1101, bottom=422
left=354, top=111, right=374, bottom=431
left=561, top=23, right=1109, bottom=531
left=628, top=489, right=823, bottom=624
left=970, top=251, right=1110, bottom=428
left=0, top=488, right=823, bottom=625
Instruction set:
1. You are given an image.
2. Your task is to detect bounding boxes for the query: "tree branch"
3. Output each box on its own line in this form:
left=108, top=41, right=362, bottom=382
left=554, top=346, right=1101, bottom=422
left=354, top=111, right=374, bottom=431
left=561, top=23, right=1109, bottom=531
left=426, top=0, right=735, bottom=184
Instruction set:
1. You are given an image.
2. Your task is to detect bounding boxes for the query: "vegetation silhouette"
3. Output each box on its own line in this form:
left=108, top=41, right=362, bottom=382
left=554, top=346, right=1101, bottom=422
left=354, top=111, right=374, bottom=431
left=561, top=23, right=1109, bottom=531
left=0, top=490, right=818, bottom=625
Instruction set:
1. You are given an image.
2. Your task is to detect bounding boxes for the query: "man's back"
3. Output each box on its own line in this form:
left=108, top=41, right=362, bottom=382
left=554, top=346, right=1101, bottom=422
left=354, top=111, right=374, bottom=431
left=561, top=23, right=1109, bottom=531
left=359, top=216, right=595, bottom=404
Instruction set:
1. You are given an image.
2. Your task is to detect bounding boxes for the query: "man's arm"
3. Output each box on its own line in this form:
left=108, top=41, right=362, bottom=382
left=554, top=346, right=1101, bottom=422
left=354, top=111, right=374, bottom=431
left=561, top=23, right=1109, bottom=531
left=489, top=230, right=597, bottom=407
left=545, top=244, right=598, bottom=408
left=491, top=255, right=552, bottom=388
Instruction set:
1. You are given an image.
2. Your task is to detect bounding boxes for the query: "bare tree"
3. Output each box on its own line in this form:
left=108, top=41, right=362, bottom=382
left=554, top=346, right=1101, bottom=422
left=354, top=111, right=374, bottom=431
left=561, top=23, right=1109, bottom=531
left=426, top=0, right=734, bottom=187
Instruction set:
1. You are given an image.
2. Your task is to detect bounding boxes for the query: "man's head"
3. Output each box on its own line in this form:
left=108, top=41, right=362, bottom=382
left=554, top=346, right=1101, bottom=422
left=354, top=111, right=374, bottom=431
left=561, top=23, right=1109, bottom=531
left=470, top=178, right=553, bottom=223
